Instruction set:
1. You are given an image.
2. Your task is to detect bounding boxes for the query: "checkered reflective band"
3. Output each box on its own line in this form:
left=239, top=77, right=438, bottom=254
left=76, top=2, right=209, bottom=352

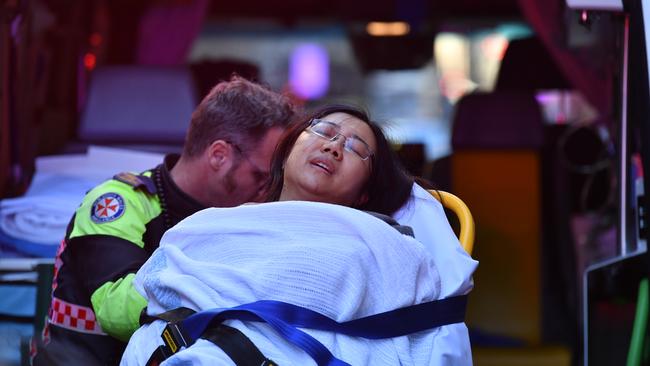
left=48, top=296, right=107, bottom=335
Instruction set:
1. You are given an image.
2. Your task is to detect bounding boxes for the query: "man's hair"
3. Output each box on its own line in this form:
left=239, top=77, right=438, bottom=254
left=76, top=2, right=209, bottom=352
left=264, top=104, right=414, bottom=216
left=183, top=76, right=297, bottom=157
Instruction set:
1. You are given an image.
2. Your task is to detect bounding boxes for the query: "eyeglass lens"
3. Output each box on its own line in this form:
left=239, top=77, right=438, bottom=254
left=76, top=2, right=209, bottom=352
left=309, top=119, right=372, bottom=160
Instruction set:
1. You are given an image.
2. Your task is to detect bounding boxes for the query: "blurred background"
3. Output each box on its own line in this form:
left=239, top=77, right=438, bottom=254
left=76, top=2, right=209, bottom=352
left=0, top=0, right=635, bottom=365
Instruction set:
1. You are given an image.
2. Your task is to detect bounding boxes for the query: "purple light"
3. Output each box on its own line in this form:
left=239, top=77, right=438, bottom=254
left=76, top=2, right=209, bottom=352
left=289, top=44, right=329, bottom=100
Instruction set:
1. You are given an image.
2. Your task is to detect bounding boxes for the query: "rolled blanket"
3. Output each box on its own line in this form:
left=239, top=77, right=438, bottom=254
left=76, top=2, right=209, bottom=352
left=0, top=173, right=94, bottom=256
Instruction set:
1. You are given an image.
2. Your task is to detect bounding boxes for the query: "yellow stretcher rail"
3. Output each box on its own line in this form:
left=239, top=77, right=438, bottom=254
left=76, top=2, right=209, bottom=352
left=428, top=190, right=475, bottom=255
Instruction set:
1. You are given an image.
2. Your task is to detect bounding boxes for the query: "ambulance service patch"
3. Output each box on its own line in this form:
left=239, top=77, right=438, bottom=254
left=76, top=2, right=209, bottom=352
left=90, top=193, right=125, bottom=223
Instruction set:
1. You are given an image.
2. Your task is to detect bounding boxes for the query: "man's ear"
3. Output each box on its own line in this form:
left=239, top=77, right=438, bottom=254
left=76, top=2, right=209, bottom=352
left=207, top=140, right=233, bottom=172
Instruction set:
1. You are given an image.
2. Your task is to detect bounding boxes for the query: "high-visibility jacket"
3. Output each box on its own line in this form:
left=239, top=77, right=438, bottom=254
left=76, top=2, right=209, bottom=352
left=31, top=154, right=206, bottom=366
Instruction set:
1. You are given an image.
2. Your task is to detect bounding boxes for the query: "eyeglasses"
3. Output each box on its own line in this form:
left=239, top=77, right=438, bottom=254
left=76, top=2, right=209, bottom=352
left=307, top=119, right=374, bottom=161
left=230, top=142, right=269, bottom=182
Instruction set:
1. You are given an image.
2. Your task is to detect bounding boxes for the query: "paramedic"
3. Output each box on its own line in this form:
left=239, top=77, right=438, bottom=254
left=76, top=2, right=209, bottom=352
left=31, top=76, right=297, bottom=365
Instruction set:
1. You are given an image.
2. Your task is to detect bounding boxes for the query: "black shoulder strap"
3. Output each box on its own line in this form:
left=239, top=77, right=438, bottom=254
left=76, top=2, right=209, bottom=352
left=142, top=307, right=277, bottom=366
left=140, top=306, right=195, bottom=326
left=113, top=172, right=157, bottom=195
left=364, top=211, right=415, bottom=237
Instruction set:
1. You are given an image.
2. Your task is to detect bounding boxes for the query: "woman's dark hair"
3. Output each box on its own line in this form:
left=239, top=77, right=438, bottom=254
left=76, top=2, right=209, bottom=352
left=264, top=104, right=414, bottom=216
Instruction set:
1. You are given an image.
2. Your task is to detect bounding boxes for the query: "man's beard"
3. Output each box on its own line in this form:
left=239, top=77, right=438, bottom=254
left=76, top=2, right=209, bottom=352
left=223, top=164, right=260, bottom=204
left=223, top=165, right=238, bottom=195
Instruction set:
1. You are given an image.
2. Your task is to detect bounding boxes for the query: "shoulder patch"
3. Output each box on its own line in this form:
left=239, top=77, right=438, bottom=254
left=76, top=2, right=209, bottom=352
left=113, top=172, right=157, bottom=195
left=91, top=193, right=126, bottom=223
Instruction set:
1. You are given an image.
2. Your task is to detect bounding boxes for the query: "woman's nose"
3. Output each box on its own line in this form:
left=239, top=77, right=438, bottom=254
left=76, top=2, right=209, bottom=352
left=322, top=135, right=344, bottom=159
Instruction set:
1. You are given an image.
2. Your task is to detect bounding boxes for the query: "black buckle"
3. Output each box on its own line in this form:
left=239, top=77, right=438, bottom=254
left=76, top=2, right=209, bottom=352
left=161, top=322, right=191, bottom=354
left=145, top=321, right=194, bottom=366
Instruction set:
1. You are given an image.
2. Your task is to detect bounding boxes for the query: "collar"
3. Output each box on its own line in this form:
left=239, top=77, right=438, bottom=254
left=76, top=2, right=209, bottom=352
left=157, top=154, right=207, bottom=227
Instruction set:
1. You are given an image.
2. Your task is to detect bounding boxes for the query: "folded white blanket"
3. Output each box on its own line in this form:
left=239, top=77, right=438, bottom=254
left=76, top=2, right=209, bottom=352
left=0, top=175, right=92, bottom=245
left=0, top=147, right=164, bottom=248
left=122, top=201, right=458, bottom=365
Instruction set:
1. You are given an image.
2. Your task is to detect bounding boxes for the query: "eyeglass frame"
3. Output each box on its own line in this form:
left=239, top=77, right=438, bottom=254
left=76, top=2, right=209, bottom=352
left=306, top=118, right=375, bottom=161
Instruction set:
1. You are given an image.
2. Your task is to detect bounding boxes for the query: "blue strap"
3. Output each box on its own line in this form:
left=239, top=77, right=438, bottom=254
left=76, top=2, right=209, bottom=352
left=185, top=307, right=349, bottom=366
left=180, top=295, right=467, bottom=366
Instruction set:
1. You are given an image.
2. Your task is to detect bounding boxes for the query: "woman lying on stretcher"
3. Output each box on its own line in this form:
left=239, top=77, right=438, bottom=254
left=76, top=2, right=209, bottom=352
left=120, top=104, right=472, bottom=366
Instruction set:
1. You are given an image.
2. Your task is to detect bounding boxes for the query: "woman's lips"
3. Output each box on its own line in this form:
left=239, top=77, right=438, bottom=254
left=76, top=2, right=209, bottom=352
left=310, top=158, right=334, bottom=175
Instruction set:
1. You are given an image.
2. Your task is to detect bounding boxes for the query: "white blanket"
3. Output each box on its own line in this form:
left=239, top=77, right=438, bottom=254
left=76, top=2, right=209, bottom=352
left=0, top=147, right=163, bottom=248
left=394, top=183, right=478, bottom=298
left=393, top=183, right=478, bottom=365
left=122, top=201, right=464, bottom=365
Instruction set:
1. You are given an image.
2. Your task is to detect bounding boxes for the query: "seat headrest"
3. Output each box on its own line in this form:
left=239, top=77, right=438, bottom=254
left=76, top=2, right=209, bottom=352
left=79, top=66, right=197, bottom=145
left=451, top=91, right=544, bottom=149
left=495, top=36, right=571, bottom=91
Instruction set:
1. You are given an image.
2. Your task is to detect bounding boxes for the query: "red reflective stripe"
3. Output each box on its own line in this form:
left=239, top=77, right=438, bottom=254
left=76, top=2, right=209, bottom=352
left=48, top=297, right=106, bottom=335
left=52, top=239, right=66, bottom=293
left=85, top=321, right=94, bottom=331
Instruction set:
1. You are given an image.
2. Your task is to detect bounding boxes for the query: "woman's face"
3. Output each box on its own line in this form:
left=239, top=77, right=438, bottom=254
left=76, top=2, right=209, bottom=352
left=279, top=112, right=376, bottom=207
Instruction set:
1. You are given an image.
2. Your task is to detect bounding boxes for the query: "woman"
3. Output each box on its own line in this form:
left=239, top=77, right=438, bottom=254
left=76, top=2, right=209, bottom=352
left=121, top=105, right=468, bottom=365
left=264, top=104, right=413, bottom=216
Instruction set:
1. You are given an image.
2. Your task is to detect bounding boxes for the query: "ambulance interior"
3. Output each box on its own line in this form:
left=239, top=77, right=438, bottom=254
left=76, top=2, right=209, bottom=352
left=1, top=0, right=648, bottom=365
